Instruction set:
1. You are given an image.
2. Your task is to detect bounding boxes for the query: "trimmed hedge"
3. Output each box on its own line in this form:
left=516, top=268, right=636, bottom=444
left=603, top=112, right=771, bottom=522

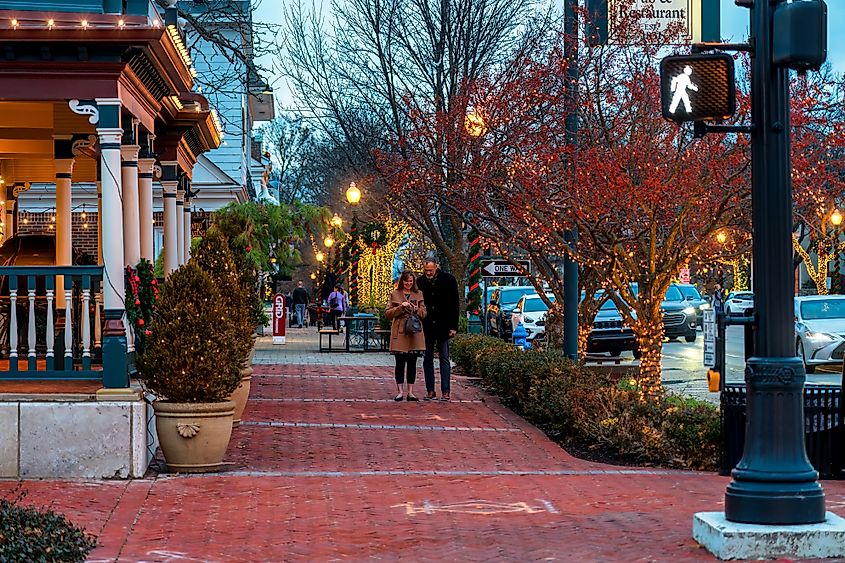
left=0, top=496, right=96, bottom=562
left=451, top=335, right=720, bottom=471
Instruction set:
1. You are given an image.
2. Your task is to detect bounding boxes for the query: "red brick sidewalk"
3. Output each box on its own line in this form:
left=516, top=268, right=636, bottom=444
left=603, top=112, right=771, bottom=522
left=4, top=363, right=845, bottom=562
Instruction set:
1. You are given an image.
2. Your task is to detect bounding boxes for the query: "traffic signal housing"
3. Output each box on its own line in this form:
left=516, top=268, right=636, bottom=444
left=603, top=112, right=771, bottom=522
left=660, top=53, right=736, bottom=123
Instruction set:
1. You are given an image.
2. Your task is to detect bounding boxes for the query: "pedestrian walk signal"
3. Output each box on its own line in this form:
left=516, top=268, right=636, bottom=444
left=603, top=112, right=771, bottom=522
left=660, top=53, right=736, bottom=123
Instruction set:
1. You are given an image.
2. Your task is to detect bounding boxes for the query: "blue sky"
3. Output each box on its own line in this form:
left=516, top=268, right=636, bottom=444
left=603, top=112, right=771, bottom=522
left=257, top=1, right=843, bottom=111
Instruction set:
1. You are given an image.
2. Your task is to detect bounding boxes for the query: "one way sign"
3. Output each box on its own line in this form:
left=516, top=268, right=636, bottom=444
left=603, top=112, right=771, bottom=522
left=481, top=259, right=531, bottom=277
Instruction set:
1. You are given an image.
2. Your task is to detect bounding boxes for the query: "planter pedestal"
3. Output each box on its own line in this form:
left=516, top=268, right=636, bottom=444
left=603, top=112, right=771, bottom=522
left=230, top=366, right=253, bottom=427
left=153, top=400, right=235, bottom=473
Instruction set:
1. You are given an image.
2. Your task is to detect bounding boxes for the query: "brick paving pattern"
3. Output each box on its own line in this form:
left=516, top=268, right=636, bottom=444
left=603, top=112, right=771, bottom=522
left=2, top=326, right=845, bottom=561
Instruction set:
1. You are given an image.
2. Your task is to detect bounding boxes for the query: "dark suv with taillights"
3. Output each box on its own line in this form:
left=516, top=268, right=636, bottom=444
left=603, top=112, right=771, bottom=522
left=587, top=299, right=638, bottom=357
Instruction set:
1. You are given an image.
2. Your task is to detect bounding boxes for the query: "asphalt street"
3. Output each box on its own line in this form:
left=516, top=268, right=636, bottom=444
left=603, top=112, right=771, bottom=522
left=608, top=326, right=843, bottom=403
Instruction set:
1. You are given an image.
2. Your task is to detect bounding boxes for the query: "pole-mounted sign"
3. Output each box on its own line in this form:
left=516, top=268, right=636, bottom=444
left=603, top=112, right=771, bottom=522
left=660, top=53, right=736, bottom=123
left=480, top=259, right=531, bottom=277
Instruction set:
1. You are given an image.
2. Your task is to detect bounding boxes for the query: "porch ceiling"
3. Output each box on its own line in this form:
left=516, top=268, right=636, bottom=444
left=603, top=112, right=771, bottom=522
left=0, top=101, right=97, bottom=184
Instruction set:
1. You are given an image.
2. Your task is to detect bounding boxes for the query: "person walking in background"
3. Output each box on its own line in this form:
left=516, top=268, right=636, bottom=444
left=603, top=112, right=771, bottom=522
left=385, top=271, right=427, bottom=401
left=712, top=283, right=725, bottom=315
left=417, top=255, right=460, bottom=401
left=327, top=284, right=347, bottom=331
left=291, top=281, right=310, bottom=328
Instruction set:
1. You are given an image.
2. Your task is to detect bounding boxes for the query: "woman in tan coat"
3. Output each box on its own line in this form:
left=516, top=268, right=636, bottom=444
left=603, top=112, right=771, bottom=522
left=384, top=270, right=427, bottom=401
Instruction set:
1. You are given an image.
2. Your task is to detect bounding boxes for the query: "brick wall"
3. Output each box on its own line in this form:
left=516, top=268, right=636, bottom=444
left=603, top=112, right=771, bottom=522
left=17, top=211, right=99, bottom=259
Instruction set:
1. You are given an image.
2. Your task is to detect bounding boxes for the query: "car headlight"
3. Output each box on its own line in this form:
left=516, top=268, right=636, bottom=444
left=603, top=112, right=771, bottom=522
left=806, top=331, right=836, bottom=342
left=699, top=303, right=710, bottom=310
left=682, top=306, right=696, bottom=315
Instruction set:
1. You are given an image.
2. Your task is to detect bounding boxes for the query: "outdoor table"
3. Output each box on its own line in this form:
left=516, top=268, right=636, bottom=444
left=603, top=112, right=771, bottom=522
left=340, top=314, right=380, bottom=352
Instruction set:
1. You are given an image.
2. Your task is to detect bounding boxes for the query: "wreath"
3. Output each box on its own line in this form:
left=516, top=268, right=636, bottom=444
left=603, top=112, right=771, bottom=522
left=361, top=221, right=387, bottom=254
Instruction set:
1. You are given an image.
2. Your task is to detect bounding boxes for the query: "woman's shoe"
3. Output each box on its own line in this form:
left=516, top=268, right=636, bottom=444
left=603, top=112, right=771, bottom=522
left=406, top=395, right=419, bottom=401
left=394, top=394, right=404, bottom=401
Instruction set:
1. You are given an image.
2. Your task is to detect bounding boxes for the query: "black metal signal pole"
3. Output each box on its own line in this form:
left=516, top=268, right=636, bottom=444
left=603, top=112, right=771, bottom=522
left=563, top=0, right=580, bottom=361
left=724, top=0, right=825, bottom=524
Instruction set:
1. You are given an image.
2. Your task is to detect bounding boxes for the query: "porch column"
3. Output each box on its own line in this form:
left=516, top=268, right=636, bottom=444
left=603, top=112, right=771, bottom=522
left=54, top=137, right=75, bottom=311
left=138, top=134, right=155, bottom=262
left=183, top=179, right=192, bottom=262
left=96, top=163, right=102, bottom=265
left=121, top=143, right=141, bottom=268
left=161, top=162, right=179, bottom=276
left=94, top=98, right=128, bottom=389
left=176, top=186, right=185, bottom=265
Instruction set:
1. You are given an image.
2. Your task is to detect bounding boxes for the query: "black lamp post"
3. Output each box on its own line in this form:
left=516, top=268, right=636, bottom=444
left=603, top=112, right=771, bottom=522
left=724, top=0, right=826, bottom=525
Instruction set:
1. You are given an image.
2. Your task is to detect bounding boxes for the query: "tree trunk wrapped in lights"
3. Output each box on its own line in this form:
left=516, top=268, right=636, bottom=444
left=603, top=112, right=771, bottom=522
left=466, top=229, right=482, bottom=317
left=631, top=299, right=666, bottom=397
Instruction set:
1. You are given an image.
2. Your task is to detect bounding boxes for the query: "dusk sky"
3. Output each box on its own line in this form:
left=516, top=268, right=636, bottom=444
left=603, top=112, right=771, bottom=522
left=255, top=0, right=843, bottom=112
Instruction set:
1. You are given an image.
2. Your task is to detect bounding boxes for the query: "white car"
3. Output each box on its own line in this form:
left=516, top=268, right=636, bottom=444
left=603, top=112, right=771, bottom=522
left=795, top=295, right=845, bottom=373
left=725, top=291, right=754, bottom=316
left=511, top=294, right=555, bottom=341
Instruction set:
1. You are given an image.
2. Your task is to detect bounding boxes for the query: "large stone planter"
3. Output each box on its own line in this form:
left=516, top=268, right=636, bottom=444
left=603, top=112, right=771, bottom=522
left=153, top=400, right=235, bottom=473
left=230, top=366, right=253, bottom=427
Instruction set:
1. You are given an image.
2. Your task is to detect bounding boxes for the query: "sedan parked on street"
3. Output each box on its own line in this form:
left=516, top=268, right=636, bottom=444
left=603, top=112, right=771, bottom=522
left=487, top=285, right=536, bottom=340
left=795, top=295, right=845, bottom=374
left=725, top=291, right=754, bottom=316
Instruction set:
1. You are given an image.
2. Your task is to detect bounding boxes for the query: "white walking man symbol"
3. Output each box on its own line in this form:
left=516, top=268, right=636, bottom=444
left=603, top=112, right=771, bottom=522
left=669, top=65, right=699, bottom=115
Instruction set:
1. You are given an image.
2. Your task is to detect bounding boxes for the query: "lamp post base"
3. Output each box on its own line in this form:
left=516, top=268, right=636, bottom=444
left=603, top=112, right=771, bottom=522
left=693, top=512, right=845, bottom=560
left=725, top=356, right=825, bottom=525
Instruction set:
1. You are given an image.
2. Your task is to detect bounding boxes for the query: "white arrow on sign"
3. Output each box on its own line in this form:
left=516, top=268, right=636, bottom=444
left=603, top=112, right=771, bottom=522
left=481, top=261, right=530, bottom=276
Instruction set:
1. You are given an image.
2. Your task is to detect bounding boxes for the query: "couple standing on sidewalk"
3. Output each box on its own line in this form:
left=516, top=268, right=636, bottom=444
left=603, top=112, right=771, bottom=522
left=384, top=255, right=460, bottom=402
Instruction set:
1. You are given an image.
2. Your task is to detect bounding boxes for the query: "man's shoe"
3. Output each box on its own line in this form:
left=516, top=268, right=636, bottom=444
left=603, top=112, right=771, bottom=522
left=424, top=392, right=436, bottom=401
left=440, top=392, right=451, bottom=402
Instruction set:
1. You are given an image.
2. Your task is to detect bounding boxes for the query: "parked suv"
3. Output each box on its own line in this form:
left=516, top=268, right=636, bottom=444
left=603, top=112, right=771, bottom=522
left=661, top=284, right=698, bottom=342
left=587, top=298, right=638, bottom=357
left=511, top=293, right=555, bottom=341
left=674, top=283, right=709, bottom=327
left=486, top=286, right=535, bottom=339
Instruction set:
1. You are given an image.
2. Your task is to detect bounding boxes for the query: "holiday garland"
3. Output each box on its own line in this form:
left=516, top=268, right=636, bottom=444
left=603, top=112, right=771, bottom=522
left=125, top=258, right=158, bottom=351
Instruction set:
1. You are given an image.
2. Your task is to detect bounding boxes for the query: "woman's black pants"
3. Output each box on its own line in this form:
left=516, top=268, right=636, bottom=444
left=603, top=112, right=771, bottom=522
left=394, top=353, right=417, bottom=384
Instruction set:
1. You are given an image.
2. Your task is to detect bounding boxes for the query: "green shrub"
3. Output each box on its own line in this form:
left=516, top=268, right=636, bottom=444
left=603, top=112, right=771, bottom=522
left=190, top=230, right=254, bottom=364
left=662, top=395, right=721, bottom=470
left=0, top=496, right=95, bottom=562
left=457, top=336, right=720, bottom=470
left=138, top=263, right=242, bottom=402
left=450, top=334, right=510, bottom=377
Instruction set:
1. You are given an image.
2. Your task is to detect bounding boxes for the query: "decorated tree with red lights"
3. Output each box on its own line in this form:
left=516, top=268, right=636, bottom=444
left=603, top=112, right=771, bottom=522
left=428, top=13, right=752, bottom=395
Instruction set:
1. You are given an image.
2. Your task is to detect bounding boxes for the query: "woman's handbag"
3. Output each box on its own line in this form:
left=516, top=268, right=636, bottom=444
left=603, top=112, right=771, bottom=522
left=404, top=314, right=422, bottom=333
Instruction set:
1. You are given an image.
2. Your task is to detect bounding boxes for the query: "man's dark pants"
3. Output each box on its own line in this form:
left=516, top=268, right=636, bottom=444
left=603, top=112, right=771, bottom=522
left=423, top=335, right=451, bottom=393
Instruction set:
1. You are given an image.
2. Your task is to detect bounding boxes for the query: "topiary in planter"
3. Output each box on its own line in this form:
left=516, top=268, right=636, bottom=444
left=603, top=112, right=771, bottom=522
left=0, top=495, right=96, bottom=562
left=190, top=230, right=253, bottom=363
left=137, top=263, right=241, bottom=402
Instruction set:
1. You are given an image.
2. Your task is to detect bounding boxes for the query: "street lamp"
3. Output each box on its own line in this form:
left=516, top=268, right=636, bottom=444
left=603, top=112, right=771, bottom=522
left=346, top=182, right=362, bottom=309
left=464, top=108, right=488, bottom=138
left=716, top=230, right=728, bottom=244
left=346, top=182, right=361, bottom=205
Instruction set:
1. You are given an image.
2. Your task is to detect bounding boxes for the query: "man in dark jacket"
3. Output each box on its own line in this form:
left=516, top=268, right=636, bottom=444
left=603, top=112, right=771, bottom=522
left=291, top=281, right=310, bottom=328
left=417, top=255, right=460, bottom=401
